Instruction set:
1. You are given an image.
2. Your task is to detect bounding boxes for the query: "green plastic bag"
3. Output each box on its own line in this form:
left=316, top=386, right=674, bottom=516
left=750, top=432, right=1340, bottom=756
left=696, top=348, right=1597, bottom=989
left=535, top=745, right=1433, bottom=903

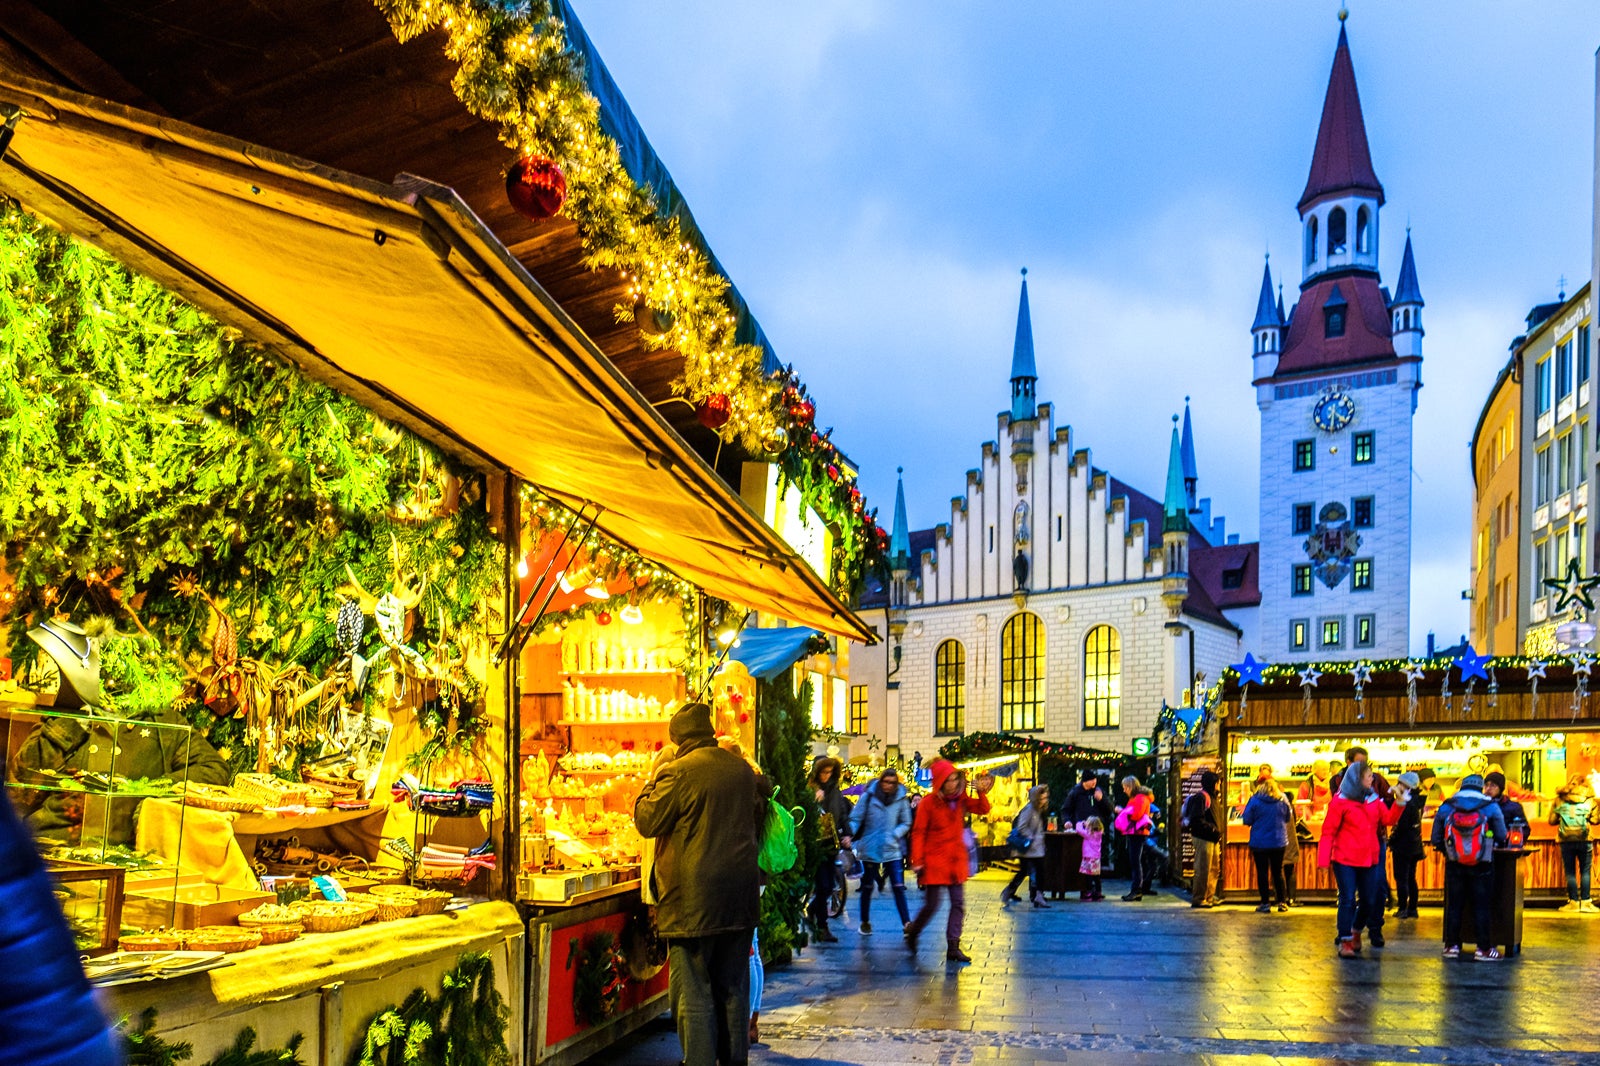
left=759, top=786, right=804, bottom=875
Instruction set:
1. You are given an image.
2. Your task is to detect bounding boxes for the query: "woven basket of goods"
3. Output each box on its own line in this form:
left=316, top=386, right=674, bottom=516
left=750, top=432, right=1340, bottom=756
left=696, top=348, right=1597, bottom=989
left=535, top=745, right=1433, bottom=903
left=236, top=903, right=301, bottom=930
left=300, top=784, right=336, bottom=809
left=289, top=900, right=378, bottom=933
left=185, top=926, right=262, bottom=954
left=180, top=783, right=262, bottom=813
left=233, top=773, right=307, bottom=807
left=369, top=884, right=452, bottom=916
left=119, top=931, right=183, bottom=952
left=254, top=923, right=302, bottom=945
left=373, top=897, right=417, bottom=922
left=301, top=770, right=362, bottom=799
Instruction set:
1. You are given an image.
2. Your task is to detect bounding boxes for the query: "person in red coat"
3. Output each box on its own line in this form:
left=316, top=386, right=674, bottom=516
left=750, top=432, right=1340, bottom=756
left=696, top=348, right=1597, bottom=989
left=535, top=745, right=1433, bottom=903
left=1317, top=758, right=1404, bottom=958
left=905, top=759, right=993, bottom=963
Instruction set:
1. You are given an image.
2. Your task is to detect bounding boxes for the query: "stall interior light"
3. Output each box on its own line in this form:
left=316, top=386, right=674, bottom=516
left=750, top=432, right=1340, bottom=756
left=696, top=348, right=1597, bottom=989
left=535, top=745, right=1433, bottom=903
left=716, top=626, right=740, bottom=647
left=556, top=569, right=576, bottom=595
left=584, top=580, right=610, bottom=600
left=516, top=557, right=530, bottom=579
left=954, top=753, right=1025, bottom=772
left=620, top=604, right=644, bottom=625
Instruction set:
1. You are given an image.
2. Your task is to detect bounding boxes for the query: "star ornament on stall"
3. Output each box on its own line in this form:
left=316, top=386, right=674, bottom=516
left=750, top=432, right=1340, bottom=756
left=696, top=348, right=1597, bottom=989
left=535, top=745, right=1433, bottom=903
left=1544, top=559, right=1600, bottom=614
left=1298, top=666, right=1322, bottom=688
left=1352, top=662, right=1373, bottom=686
left=1402, top=662, right=1426, bottom=683
left=1231, top=653, right=1267, bottom=686
left=1526, top=659, right=1548, bottom=679
left=1454, top=646, right=1491, bottom=682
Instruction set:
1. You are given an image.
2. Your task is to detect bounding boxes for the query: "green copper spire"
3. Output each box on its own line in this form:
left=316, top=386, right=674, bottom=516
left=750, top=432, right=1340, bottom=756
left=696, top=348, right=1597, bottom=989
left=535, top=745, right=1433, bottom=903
left=1163, top=415, right=1189, bottom=535
left=890, top=466, right=911, bottom=570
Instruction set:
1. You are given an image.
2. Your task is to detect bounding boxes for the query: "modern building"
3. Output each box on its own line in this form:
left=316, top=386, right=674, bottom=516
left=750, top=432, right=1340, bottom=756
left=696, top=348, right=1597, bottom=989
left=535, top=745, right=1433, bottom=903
left=848, top=274, right=1259, bottom=763
left=1468, top=355, right=1521, bottom=655
left=1253, top=22, right=1422, bottom=661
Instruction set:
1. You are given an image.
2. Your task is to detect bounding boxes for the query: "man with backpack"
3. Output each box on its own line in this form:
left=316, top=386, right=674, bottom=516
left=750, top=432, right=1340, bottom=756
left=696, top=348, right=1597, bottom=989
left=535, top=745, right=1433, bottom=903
left=1431, top=773, right=1507, bottom=962
left=1182, top=770, right=1224, bottom=908
left=1549, top=774, right=1600, bottom=912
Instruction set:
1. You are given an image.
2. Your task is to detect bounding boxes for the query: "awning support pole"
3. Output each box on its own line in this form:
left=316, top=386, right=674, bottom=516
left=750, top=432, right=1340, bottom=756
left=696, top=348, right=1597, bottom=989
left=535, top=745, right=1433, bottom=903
left=491, top=499, right=603, bottom=667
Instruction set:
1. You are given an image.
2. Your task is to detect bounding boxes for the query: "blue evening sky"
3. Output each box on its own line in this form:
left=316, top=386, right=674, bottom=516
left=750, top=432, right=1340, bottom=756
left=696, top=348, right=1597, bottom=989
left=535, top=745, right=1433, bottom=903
left=575, top=2, right=1599, bottom=653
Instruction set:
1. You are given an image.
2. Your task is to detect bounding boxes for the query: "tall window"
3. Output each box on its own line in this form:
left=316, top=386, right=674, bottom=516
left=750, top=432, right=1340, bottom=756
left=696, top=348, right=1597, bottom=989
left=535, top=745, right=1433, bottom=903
left=1536, top=357, right=1552, bottom=415
left=1083, top=625, right=1121, bottom=730
left=1305, top=216, right=1319, bottom=266
left=1290, top=619, right=1309, bottom=652
left=1352, top=431, right=1375, bottom=464
left=848, top=685, right=869, bottom=735
left=1580, top=326, right=1592, bottom=385
left=1294, top=439, right=1315, bottom=471
left=1355, top=206, right=1370, bottom=253
left=1352, top=558, right=1373, bottom=591
left=1292, top=565, right=1313, bottom=596
left=1354, top=614, right=1375, bottom=649
left=1328, top=207, right=1348, bottom=253
left=1533, top=541, right=1548, bottom=602
left=934, top=640, right=966, bottom=736
left=1558, top=433, right=1574, bottom=494
left=1558, top=341, right=1574, bottom=401
left=1580, top=422, right=1591, bottom=485
left=1320, top=618, right=1343, bottom=649
left=1000, top=613, right=1045, bottom=731
left=1537, top=447, right=1552, bottom=505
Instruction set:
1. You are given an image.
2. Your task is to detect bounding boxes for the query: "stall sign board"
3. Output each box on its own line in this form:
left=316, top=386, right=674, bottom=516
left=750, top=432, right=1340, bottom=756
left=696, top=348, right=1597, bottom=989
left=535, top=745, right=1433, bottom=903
left=1177, top=755, right=1224, bottom=878
left=1131, top=737, right=1154, bottom=757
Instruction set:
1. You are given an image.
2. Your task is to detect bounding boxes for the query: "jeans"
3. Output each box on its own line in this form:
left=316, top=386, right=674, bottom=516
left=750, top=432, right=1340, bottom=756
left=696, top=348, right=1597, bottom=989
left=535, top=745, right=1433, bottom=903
left=1443, top=861, right=1494, bottom=952
left=861, top=859, right=912, bottom=924
left=808, top=855, right=836, bottom=925
left=1392, top=850, right=1422, bottom=913
left=668, top=928, right=754, bottom=1066
left=748, top=927, right=763, bottom=1015
left=1561, top=840, right=1593, bottom=901
left=1283, top=861, right=1297, bottom=902
left=1124, top=835, right=1146, bottom=895
left=1003, top=857, right=1041, bottom=901
left=1250, top=846, right=1286, bottom=903
left=1330, top=861, right=1383, bottom=940
left=907, top=882, right=966, bottom=943
left=1192, top=839, right=1220, bottom=903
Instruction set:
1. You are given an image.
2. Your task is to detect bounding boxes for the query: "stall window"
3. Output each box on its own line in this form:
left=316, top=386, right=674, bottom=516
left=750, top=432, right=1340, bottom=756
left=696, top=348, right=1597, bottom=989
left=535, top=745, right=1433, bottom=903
left=1352, top=558, right=1373, bottom=591
left=1320, top=618, right=1343, bottom=649
left=1293, top=503, right=1314, bottom=535
left=1292, top=564, right=1313, bottom=596
left=848, top=685, right=869, bottom=735
left=1352, top=432, right=1375, bottom=465
left=1289, top=619, right=1309, bottom=652
left=934, top=640, right=966, bottom=736
left=1001, top=613, right=1045, bottom=731
left=1354, top=614, right=1375, bottom=649
left=1294, top=439, right=1315, bottom=472
left=1083, top=625, right=1121, bottom=730
left=807, top=671, right=827, bottom=728
left=1352, top=496, right=1374, bottom=528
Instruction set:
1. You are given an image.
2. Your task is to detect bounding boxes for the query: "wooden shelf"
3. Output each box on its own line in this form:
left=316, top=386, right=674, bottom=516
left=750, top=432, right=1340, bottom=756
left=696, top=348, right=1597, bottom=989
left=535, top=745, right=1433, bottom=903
left=555, top=768, right=648, bottom=777
left=556, top=719, right=669, bottom=727
left=561, top=670, right=677, bottom=678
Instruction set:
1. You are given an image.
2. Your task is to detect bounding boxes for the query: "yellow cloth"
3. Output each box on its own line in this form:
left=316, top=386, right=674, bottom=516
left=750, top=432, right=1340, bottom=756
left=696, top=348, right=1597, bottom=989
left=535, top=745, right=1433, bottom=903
left=135, top=798, right=256, bottom=888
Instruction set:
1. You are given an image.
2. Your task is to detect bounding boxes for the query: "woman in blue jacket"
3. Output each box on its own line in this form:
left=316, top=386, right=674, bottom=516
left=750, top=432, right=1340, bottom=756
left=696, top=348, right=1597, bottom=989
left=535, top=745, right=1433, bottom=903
left=849, top=768, right=913, bottom=934
left=0, top=785, right=122, bottom=1066
left=1242, top=780, right=1292, bottom=913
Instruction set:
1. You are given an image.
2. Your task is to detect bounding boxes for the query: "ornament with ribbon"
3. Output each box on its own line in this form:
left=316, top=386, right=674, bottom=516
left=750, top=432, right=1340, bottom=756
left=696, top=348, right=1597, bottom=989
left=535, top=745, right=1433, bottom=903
left=1352, top=661, right=1372, bottom=721
left=1573, top=651, right=1594, bottom=721
left=1528, top=658, right=1547, bottom=717
left=1298, top=665, right=1321, bottom=723
left=1454, top=645, right=1489, bottom=719
left=1401, top=662, right=1425, bottom=728
left=1230, top=652, right=1266, bottom=722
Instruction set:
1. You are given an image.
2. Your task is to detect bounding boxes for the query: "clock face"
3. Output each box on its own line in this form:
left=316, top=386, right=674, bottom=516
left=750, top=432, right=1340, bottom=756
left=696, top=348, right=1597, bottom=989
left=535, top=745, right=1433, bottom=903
left=1311, top=389, right=1356, bottom=433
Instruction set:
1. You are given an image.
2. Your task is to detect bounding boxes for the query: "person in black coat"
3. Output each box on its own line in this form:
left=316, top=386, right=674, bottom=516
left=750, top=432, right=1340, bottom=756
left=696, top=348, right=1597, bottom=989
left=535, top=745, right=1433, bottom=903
left=1061, top=769, right=1113, bottom=827
left=804, top=756, right=854, bottom=942
left=0, top=784, right=122, bottom=1066
left=1483, top=772, right=1527, bottom=828
left=1389, top=771, right=1428, bottom=920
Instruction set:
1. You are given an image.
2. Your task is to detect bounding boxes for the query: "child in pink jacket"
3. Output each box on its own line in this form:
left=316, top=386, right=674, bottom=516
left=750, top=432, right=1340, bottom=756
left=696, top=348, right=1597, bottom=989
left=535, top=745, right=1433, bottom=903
left=1077, top=816, right=1105, bottom=901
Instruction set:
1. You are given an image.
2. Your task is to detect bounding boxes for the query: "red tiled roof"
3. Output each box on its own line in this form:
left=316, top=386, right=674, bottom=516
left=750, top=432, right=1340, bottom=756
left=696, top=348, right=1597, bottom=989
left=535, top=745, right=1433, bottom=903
left=1299, top=26, right=1384, bottom=212
left=1272, top=274, right=1397, bottom=377
left=1189, top=541, right=1261, bottom=611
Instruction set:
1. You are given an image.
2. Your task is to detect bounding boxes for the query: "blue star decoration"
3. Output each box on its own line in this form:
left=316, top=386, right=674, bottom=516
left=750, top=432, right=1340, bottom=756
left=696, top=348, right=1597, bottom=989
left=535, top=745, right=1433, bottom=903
left=1544, top=558, right=1600, bottom=614
left=1231, top=652, right=1267, bottom=686
left=1454, top=645, right=1490, bottom=682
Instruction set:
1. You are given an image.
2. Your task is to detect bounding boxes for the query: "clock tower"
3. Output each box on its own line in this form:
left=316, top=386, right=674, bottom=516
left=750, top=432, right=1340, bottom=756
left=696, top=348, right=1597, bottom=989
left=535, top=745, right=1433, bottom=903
left=1254, top=18, right=1421, bottom=661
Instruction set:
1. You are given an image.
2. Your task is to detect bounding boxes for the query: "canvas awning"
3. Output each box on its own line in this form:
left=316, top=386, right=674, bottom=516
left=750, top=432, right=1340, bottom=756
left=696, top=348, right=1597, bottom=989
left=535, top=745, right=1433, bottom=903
left=0, top=74, right=872, bottom=642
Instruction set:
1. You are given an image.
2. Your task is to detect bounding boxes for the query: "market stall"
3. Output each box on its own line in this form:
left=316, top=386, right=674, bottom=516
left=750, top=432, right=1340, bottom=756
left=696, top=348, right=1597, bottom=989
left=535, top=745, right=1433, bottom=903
left=1216, top=654, right=1600, bottom=901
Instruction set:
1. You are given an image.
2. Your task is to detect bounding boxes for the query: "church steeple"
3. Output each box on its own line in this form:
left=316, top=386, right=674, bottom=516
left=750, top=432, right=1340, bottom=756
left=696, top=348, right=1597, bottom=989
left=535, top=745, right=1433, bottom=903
left=1299, top=18, right=1384, bottom=284
left=1179, top=397, right=1198, bottom=513
left=1163, top=416, right=1189, bottom=536
left=889, top=466, right=911, bottom=572
left=1010, top=268, right=1037, bottom=422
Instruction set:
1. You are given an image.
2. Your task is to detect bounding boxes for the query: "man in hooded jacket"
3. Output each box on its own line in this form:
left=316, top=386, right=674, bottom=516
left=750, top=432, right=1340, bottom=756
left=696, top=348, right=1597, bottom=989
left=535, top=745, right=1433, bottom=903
left=1431, top=773, right=1507, bottom=961
left=634, top=703, right=763, bottom=1066
left=849, top=767, right=912, bottom=933
left=1182, top=770, right=1224, bottom=908
left=805, top=755, right=854, bottom=942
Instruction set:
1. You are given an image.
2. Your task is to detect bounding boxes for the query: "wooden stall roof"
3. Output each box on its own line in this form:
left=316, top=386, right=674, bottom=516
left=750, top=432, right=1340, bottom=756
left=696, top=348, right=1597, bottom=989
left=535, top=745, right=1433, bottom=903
left=0, top=73, right=872, bottom=642
left=0, top=0, right=737, bottom=475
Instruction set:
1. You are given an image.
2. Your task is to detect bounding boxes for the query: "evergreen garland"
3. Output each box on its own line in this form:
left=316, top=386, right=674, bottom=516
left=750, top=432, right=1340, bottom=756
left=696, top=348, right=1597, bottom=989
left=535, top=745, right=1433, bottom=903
left=354, top=950, right=510, bottom=1066
left=567, top=930, right=628, bottom=1026
left=755, top=674, right=818, bottom=964
left=118, top=1010, right=306, bottom=1066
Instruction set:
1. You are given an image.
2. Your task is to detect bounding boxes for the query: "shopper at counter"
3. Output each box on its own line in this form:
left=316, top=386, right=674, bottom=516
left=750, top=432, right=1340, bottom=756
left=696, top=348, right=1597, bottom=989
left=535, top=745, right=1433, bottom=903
left=1390, top=771, right=1427, bottom=920
left=1182, top=770, right=1223, bottom=908
left=1282, top=795, right=1303, bottom=907
left=1242, top=780, right=1292, bottom=912
left=1297, top=760, right=1333, bottom=817
left=1549, top=775, right=1600, bottom=913
left=1114, top=776, right=1155, bottom=902
left=1062, top=769, right=1113, bottom=828
left=1432, top=773, right=1507, bottom=961
left=1331, top=746, right=1394, bottom=928
left=1318, top=758, right=1404, bottom=958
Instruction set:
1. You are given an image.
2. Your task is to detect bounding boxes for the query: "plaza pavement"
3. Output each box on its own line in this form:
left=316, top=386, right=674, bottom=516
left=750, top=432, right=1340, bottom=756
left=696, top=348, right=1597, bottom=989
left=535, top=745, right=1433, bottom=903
left=582, top=868, right=1600, bottom=1066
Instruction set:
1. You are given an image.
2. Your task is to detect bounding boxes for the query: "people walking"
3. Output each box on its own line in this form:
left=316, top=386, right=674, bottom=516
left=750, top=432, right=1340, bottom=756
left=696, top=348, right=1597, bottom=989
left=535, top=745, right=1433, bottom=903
left=1549, top=774, right=1600, bottom=913
left=1432, top=773, right=1507, bottom=961
left=1182, top=770, right=1224, bottom=908
left=806, top=756, right=854, bottom=942
left=1001, top=785, right=1050, bottom=907
left=905, top=759, right=994, bottom=963
left=1242, top=778, right=1292, bottom=912
left=1114, top=776, right=1155, bottom=901
left=849, top=767, right=913, bottom=933
left=633, top=703, right=764, bottom=1066
left=1078, top=815, right=1105, bottom=900
left=1317, top=757, right=1403, bottom=959
left=1390, top=771, right=1427, bottom=920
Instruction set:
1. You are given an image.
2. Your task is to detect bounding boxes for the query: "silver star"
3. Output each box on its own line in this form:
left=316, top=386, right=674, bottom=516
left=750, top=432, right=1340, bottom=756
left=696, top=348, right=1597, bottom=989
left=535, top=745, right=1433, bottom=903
left=1352, top=662, right=1373, bottom=685
left=1576, top=653, right=1594, bottom=679
left=139, top=728, right=151, bottom=738
left=1402, top=662, right=1426, bottom=683
left=1298, top=666, right=1322, bottom=688
left=1527, top=659, right=1548, bottom=679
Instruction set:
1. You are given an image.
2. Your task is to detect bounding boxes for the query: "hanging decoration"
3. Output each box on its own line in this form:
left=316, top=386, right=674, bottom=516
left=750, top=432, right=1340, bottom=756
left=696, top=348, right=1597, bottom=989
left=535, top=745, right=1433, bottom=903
left=1487, top=664, right=1499, bottom=711
left=505, top=154, right=568, bottom=220
left=1297, top=665, right=1321, bottom=722
left=695, top=393, right=732, bottom=431
left=937, top=731, right=1126, bottom=766
left=1403, top=661, right=1425, bottom=728
left=1230, top=652, right=1266, bottom=722
left=1574, top=652, right=1593, bottom=721
left=1351, top=661, right=1371, bottom=721
left=1455, top=645, right=1488, bottom=719
left=1529, top=657, right=1547, bottom=718
left=1156, top=701, right=1210, bottom=749
left=1544, top=559, right=1600, bottom=614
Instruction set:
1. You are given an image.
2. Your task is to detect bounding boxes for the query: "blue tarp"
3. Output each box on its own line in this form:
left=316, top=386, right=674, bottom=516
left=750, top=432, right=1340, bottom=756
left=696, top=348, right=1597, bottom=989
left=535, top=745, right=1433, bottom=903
left=552, top=0, right=779, bottom=372
left=728, top=626, right=820, bottom=681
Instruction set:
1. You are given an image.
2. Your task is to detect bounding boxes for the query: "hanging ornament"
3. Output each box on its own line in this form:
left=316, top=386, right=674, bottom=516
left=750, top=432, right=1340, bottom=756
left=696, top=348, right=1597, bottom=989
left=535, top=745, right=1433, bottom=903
left=335, top=598, right=365, bottom=655
left=1352, top=661, right=1372, bottom=721
left=825, top=464, right=840, bottom=482
left=1486, top=665, right=1499, bottom=711
left=1544, top=559, right=1600, bottom=614
left=696, top=393, right=732, bottom=430
left=763, top=427, right=789, bottom=454
left=505, top=155, right=568, bottom=220
left=1298, top=665, right=1321, bottom=723
left=1573, top=652, right=1593, bottom=720
left=595, top=611, right=613, bottom=626
left=789, top=400, right=815, bottom=424
left=1230, top=653, right=1266, bottom=722
left=1528, top=658, right=1547, bottom=718
left=1402, top=662, right=1424, bottom=729
left=1440, top=670, right=1452, bottom=718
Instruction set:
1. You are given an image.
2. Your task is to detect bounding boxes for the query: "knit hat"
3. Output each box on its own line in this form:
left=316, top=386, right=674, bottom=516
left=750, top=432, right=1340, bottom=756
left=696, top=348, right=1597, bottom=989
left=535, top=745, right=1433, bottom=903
left=1460, top=773, right=1486, bottom=793
left=1338, top=759, right=1369, bottom=800
left=1199, top=770, right=1219, bottom=792
left=1397, top=771, right=1420, bottom=790
left=1081, top=769, right=1099, bottom=783
left=1485, top=771, right=1507, bottom=792
left=668, top=702, right=715, bottom=744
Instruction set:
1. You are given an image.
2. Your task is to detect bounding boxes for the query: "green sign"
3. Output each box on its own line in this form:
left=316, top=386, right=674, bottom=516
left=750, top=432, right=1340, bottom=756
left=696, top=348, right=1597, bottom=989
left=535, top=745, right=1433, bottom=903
left=1131, top=737, right=1154, bottom=757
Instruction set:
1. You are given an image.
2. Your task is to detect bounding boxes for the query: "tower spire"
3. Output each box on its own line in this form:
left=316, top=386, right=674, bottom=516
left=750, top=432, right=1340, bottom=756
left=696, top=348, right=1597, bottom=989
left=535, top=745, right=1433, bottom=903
left=1163, top=415, right=1189, bottom=535
left=1299, top=20, right=1384, bottom=212
left=1010, top=268, right=1037, bottom=422
left=1252, top=258, right=1282, bottom=330
left=1179, top=397, right=1198, bottom=513
left=890, top=466, right=910, bottom=571
left=1394, top=232, right=1424, bottom=307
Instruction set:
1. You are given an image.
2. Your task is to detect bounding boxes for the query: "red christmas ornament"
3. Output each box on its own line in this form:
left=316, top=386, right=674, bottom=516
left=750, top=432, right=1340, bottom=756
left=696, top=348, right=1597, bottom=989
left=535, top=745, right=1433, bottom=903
left=849, top=485, right=862, bottom=500
left=738, top=712, right=750, bottom=724
left=505, top=155, right=567, bottom=221
left=826, top=464, right=840, bottom=481
left=696, top=393, right=732, bottom=430
left=596, top=611, right=613, bottom=626
left=809, top=432, right=821, bottom=446
left=789, top=400, right=815, bottom=424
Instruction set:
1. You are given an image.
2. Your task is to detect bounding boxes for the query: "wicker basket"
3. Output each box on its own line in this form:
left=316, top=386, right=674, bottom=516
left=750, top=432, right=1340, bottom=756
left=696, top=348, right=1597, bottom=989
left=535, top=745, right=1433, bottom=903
left=237, top=904, right=302, bottom=928
left=234, top=773, right=307, bottom=807
left=302, top=770, right=362, bottom=799
left=369, top=884, right=452, bottom=916
left=254, top=924, right=302, bottom=945
left=180, top=783, right=262, bottom=813
left=290, top=900, right=378, bottom=933
left=119, top=932, right=183, bottom=952
left=185, top=926, right=263, bottom=954
left=373, top=898, right=417, bottom=922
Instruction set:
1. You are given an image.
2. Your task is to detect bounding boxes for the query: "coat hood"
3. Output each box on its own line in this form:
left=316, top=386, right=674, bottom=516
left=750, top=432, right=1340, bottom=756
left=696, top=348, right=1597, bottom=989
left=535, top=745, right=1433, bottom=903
left=1027, top=784, right=1050, bottom=806
left=1448, top=788, right=1493, bottom=812
left=928, top=758, right=960, bottom=794
left=808, top=756, right=844, bottom=792
left=870, top=772, right=908, bottom=803
left=1339, top=760, right=1369, bottom=801
left=1199, top=770, right=1219, bottom=793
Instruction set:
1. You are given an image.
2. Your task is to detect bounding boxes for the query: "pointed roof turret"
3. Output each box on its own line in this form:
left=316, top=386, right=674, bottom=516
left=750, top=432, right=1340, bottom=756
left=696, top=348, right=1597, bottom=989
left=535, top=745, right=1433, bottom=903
left=1010, top=268, right=1037, bottom=422
left=889, top=466, right=911, bottom=570
left=1180, top=397, right=1198, bottom=485
left=1163, top=416, right=1189, bottom=535
left=1276, top=287, right=1286, bottom=323
left=1393, top=232, right=1424, bottom=306
left=1252, top=258, right=1283, bottom=330
left=1299, top=22, right=1385, bottom=212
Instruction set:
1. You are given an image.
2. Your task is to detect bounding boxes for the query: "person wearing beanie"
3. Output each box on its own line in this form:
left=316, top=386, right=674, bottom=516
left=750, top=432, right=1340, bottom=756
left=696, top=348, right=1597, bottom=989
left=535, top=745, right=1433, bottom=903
left=905, top=759, right=994, bottom=963
left=1389, top=771, right=1428, bottom=920
left=1181, top=770, right=1224, bottom=908
left=1482, top=771, right=1527, bottom=830
left=634, top=703, right=765, bottom=1066
left=1317, top=758, right=1405, bottom=958
left=804, top=755, right=854, bottom=942
left=1431, top=772, right=1507, bottom=961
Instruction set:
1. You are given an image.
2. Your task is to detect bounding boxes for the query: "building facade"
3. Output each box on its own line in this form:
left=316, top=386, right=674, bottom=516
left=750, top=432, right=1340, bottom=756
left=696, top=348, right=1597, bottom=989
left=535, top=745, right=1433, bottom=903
left=1468, top=355, right=1522, bottom=655
left=1254, top=24, right=1421, bottom=661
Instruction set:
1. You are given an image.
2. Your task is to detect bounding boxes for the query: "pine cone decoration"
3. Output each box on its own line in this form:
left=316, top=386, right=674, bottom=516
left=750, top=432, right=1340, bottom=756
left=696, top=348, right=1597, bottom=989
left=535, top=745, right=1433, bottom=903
left=335, top=599, right=364, bottom=655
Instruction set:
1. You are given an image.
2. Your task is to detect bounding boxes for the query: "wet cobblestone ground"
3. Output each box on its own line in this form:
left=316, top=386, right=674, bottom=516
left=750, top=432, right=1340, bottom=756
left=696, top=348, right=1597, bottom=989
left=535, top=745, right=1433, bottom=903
left=583, top=869, right=1600, bottom=1065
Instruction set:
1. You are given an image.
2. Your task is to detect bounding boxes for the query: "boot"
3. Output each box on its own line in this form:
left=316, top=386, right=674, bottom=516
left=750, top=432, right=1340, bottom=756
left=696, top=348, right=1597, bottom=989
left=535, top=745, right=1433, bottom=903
left=1350, top=930, right=1362, bottom=953
left=946, top=940, right=971, bottom=963
left=1337, top=937, right=1358, bottom=959
left=1031, top=895, right=1050, bottom=908
left=748, top=1011, right=760, bottom=1046
left=814, top=923, right=839, bottom=943
left=904, top=922, right=919, bottom=953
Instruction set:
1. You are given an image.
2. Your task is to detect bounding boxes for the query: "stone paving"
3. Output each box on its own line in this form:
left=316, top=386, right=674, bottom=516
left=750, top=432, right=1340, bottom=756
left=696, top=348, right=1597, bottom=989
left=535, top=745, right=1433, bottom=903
left=582, top=869, right=1600, bottom=1066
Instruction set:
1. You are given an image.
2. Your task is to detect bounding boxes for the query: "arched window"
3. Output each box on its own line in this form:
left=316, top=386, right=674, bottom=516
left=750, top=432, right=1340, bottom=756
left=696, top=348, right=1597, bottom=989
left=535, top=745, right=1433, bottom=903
left=1305, top=216, right=1319, bottom=266
left=934, top=640, right=966, bottom=736
left=1355, top=206, right=1371, bottom=253
left=1328, top=207, right=1348, bottom=254
left=1000, top=613, right=1044, bottom=731
left=1083, top=625, right=1121, bottom=729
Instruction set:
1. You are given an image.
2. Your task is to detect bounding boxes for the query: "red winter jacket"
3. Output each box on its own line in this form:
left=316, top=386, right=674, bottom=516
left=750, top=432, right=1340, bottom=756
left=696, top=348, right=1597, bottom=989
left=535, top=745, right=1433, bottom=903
left=1317, top=792, right=1403, bottom=868
left=910, top=759, right=991, bottom=885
